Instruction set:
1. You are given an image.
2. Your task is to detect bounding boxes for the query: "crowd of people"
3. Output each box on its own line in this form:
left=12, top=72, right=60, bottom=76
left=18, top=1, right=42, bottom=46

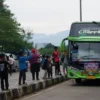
left=0, top=46, right=68, bottom=91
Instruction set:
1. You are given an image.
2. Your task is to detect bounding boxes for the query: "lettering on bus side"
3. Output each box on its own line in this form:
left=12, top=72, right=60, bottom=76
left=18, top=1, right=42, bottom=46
left=79, top=30, right=100, bottom=36
left=70, top=23, right=100, bottom=36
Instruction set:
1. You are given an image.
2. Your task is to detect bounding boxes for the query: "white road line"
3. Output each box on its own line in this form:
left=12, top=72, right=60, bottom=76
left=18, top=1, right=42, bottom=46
left=16, top=81, right=67, bottom=100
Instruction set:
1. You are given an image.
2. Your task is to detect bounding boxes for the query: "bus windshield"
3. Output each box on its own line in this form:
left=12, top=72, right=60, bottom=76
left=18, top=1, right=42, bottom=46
left=71, top=42, right=100, bottom=61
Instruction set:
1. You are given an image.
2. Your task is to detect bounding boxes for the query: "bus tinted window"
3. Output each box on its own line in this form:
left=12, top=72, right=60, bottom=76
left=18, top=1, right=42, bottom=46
left=70, top=23, right=100, bottom=36
left=71, top=42, right=100, bottom=61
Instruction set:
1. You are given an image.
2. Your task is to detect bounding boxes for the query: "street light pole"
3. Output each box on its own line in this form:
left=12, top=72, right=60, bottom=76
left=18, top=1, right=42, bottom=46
left=80, top=0, right=82, bottom=22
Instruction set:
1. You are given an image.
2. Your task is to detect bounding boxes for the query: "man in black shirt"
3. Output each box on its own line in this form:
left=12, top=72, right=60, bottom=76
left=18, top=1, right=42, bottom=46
left=0, top=54, right=9, bottom=91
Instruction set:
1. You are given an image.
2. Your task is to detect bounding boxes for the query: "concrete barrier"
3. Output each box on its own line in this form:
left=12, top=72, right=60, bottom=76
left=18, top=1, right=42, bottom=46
left=0, top=92, right=7, bottom=100
left=0, top=75, right=68, bottom=100
left=12, top=88, right=19, bottom=99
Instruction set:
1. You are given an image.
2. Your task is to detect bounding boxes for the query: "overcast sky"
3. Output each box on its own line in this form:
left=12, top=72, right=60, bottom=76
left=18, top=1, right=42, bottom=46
left=5, top=0, right=100, bottom=35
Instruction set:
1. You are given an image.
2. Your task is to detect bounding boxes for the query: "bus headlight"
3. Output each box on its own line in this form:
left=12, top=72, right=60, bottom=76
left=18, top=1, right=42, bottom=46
left=68, top=66, right=79, bottom=72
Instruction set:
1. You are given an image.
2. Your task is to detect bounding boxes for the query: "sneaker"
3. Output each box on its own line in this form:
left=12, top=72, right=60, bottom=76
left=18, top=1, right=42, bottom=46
left=37, top=78, right=39, bottom=80
left=5, top=89, right=10, bottom=91
left=43, top=77, right=46, bottom=80
left=23, top=83, right=27, bottom=85
left=50, top=77, right=53, bottom=79
left=59, top=73, right=62, bottom=75
left=32, top=78, right=35, bottom=80
left=2, top=89, right=5, bottom=91
left=18, top=83, right=22, bottom=86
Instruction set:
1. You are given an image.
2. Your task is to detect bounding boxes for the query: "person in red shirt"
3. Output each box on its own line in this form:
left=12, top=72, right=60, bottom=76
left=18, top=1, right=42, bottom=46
left=53, top=47, right=61, bottom=76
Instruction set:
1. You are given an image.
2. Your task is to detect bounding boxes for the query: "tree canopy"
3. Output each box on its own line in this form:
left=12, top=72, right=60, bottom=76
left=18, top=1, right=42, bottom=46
left=0, top=0, right=33, bottom=52
left=39, top=43, right=58, bottom=55
left=39, top=43, right=68, bottom=55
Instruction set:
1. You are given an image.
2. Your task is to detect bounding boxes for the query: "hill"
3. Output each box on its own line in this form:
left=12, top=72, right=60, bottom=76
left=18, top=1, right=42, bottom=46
left=33, top=30, right=69, bottom=46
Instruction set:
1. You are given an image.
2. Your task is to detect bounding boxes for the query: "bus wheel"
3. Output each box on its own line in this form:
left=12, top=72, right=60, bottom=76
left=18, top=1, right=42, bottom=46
left=75, top=79, right=81, bottom=84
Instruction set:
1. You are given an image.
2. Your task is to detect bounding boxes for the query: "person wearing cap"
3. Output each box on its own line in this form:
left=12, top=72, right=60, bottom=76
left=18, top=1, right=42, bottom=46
left=30, top=49, right=40, bottom=80
left=0, top=54, right=9, bottom=91
left=18, top=51, right=32, bottom=85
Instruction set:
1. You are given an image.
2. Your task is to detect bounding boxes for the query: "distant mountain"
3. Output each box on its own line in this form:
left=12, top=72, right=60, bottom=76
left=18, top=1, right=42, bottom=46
left=35, top=43, right=48, bottom=50
left=33, top=30, right=69, bottom=46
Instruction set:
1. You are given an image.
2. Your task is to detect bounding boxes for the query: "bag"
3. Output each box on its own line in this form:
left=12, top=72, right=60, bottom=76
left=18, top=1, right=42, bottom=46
left=28, top=62, right=30, bottom=68
left=42, top=59, right=47, bottom=70
left=52, top=52, right=55, bottom=62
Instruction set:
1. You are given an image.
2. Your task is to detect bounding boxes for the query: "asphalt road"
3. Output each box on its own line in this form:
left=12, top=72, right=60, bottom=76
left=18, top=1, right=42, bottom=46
left=0, top=66, right=64, bottom=91
left=18, top=80, right=100, bottom=100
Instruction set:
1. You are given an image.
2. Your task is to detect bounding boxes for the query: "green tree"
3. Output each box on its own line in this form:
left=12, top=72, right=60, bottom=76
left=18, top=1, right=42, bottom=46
left=20, top=28, right=34, bottom=49
left=0, top=0, right=33, bottom=52
left=39, top=43, right=55, bottom=55
left=45, top=43, right=54, bottom=49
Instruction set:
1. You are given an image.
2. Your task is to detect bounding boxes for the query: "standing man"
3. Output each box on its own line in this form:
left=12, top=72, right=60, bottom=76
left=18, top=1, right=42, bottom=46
left=0, top=54, right=9, bottom=91
left=53, top=47, right=61, bottom=76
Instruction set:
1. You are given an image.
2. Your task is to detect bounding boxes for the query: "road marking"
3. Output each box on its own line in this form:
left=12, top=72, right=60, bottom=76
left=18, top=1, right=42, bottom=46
left=16, top=81, right=67, bottom=100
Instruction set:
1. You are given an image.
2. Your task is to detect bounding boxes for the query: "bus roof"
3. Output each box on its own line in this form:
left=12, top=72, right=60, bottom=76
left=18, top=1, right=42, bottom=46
left=72, top=22, right=100, bottom=24
left=70, top=22, right=100, bottom=37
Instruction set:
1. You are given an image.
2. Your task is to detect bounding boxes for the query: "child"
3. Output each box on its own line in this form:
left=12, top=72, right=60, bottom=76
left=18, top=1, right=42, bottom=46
left=47, top=56, right=52, bottom=78
left=18, top=51, right=32, bottom=85
left=0, top=54, right=9, bottom=91
left=42, top=56, right=48, bottom=79
left=41, top=55, right=45, bottom=67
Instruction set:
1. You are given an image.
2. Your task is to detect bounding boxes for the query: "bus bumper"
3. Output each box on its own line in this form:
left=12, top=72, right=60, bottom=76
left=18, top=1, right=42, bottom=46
left=67, top=69, right=100, bottom=79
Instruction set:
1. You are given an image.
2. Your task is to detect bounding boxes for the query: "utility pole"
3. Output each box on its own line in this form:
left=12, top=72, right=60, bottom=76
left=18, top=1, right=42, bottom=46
left=80, top=0, right=82, bottom=22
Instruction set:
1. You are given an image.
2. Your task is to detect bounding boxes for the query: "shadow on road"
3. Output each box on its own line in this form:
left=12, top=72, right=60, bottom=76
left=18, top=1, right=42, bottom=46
left=71, top=80, right=100, bottom=87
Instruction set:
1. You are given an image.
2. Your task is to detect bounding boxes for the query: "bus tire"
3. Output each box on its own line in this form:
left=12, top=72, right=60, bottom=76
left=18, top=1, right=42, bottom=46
left=75, top=79, right=81, bottom=84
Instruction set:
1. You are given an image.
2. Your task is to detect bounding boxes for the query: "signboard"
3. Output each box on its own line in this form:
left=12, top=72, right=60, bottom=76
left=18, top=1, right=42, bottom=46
left=79, top=29, right=100, bottom=36
left=84, top=63, right=99, bottom=75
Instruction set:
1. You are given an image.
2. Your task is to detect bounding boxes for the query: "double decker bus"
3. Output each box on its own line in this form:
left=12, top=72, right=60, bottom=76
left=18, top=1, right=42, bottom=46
left=61, top=22, right=100, bottom=84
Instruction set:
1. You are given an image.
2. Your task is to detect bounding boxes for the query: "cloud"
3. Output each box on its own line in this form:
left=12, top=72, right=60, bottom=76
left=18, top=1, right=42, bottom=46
left=5, top=0, right=79, bottom=34
left=5, top=0, right=100, bottom=34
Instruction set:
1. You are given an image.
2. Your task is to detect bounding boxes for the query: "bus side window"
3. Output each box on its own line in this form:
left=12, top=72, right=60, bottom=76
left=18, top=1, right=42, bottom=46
left=71, top=42, right=78, bottom=53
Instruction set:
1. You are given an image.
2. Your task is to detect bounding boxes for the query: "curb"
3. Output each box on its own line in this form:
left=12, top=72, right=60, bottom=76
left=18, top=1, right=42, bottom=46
left=0, top=75, right=68, bottom=100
